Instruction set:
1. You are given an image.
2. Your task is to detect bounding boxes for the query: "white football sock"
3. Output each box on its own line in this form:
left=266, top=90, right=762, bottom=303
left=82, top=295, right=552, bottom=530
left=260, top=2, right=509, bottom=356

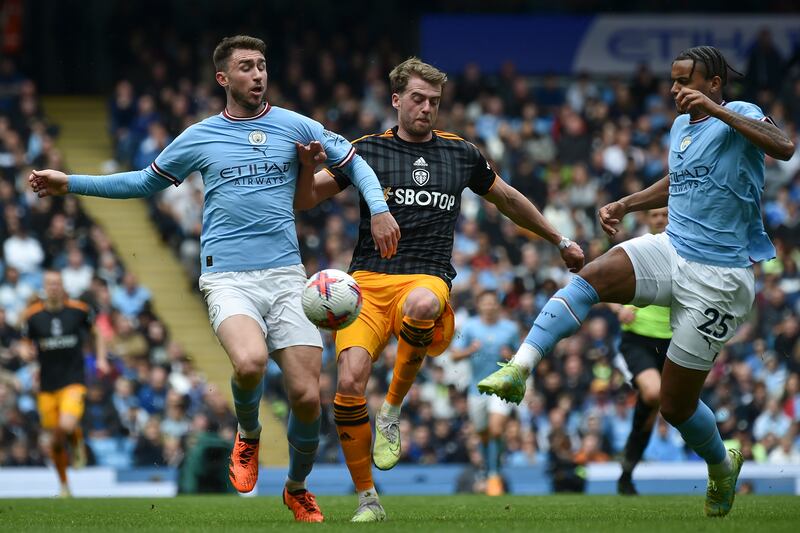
left=511, top=343, right=542, bottom=374
left=708, top=452, right=733, bottom=479
left=358, top=487, right=379, bottom=502
left=381, top=401, right=401, bottom=418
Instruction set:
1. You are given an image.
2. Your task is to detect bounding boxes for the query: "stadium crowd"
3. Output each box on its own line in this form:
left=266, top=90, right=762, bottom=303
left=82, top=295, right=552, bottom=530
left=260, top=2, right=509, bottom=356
left=0, top=59, right=238, bottom=470
left=3, top=26, right=800, bottom=491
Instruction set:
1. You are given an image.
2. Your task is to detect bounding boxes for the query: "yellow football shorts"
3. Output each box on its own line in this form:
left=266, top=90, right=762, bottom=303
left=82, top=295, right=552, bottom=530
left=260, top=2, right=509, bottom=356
left=335, top=271, right=455, bottom=361
left=37, top=383, right=87, bottom=429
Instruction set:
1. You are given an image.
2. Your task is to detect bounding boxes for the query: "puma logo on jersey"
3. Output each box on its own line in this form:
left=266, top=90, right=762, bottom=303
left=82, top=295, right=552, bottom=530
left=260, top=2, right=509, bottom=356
left=388, top=188, right=456, bottom=210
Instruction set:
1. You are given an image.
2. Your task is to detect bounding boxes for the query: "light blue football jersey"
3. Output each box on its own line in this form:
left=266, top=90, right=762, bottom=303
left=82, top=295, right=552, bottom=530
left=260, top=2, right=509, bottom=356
left=666, top=100, right=775, bottom=267
left=453, top=316, right=520, bottom=390
left=147, top=104, right=356, bottom=274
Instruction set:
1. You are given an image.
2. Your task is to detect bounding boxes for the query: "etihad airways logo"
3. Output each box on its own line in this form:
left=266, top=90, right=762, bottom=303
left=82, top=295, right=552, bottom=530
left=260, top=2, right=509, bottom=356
left=669, top=165, right=709, bottom=193
left=219, top=161, right=291, bottom=186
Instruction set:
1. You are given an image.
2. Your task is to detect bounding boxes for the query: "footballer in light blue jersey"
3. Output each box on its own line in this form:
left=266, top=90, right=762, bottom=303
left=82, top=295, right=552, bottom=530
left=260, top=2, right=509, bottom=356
left=478, top=46, right=794, bottom=519
left=148, top=104, right=364, bottom=273
left=667, top=100, right=775, bottom=267
left=453, top=311, right=520, bottom=392
left=451, top=290, right=520, bottom=485
left=29, top=35, right=401, bottom=522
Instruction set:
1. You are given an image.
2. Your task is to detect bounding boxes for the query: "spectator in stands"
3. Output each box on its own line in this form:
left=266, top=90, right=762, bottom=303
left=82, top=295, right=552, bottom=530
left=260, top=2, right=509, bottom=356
left=138, top=365, right=169, bottom=415
left=3, top=216, right=44, bottom=280
left=0, top=266, right=34, bottom=325
left=61, top=247, right=94, bottom=298
left=754, top=398, right=792, bottom=441
left=745, top=28, right=785, bottom=99
left=111, top=272, right=151, bottom=319
left=644, top=417, right=687, bottom=462
left=133, top=417, right=166, bottom=467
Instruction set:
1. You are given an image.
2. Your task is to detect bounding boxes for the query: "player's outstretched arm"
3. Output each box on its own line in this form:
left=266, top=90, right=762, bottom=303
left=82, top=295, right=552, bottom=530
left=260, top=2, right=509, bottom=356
left=675, top=88, right=795, bottom=160
left=29, top=168, right=170, bottom=199
left=598, top=176, right=669, bottom=236
left=484, top=178, right=585, bottom=272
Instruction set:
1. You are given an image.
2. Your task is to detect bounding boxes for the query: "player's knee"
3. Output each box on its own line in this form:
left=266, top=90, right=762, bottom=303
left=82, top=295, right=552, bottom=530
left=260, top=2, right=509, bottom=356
left=232, top=356, right=267, bottom=387
left=337, top=372, right=367, bottom=396
left=287, top=388, right=320, bottom=418
left=659, top=398, right=690, bottom=426
left=59, top=418, right=77, bottom=434
left=403, top=293, right=440, bottom=320
left=640, top=388, right=661, bottom=408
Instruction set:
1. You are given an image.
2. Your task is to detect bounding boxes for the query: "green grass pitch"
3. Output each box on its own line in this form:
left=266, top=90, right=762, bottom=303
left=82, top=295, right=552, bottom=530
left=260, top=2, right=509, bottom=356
left=2, top=495, right=798, bottom=532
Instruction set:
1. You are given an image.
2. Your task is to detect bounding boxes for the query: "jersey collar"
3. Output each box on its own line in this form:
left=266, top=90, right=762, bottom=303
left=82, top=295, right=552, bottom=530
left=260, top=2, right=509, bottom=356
left=222, top=102, right=271, bottom=122
left=391, top=125, right=438, bottom=147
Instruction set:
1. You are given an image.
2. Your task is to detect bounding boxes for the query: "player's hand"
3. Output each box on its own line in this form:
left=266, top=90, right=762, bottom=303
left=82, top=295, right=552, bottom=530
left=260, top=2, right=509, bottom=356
left=96, top=358, right=111, bottom=376
left=560, top=243, right=585, bottom=273
left=617, top=306, right=636, bottom=324
left=370, top=211, right=400, bottom=259
left=470, top=340, right=482, bottom=353
left=674, top=87, right=720, bottom=117
left=28, top=169, right=69, bottom=198
left=500, top=346, right=513, bottom=360
left=295, top=141, right=327, bottom=167
left=598, top=201, right=627, bottom=236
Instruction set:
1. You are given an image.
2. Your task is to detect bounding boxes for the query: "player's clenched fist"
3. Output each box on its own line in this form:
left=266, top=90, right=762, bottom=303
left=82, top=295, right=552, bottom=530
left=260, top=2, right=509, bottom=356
left=370, top=211, right=401, bottom=259
left=28, top=169, right=69, bottom=198
left=560, top=243, right=585, bottom=273
left=674, top=87, right=719, bottom=116
left=598, top=200, right=627, bottom=236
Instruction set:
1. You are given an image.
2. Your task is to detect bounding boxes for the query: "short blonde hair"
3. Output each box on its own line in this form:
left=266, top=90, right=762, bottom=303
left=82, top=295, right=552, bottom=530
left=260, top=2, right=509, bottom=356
left=389, top=57, right=447, bottom=94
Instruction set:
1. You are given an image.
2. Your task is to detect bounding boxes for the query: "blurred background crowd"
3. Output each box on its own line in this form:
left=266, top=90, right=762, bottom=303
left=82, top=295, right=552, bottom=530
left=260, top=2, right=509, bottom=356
left=2, top=9, right=800, bottom=491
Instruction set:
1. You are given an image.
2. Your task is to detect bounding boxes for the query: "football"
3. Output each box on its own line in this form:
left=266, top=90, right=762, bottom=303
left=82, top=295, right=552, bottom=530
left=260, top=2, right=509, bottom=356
left=302, top=269, right=363, bottom=330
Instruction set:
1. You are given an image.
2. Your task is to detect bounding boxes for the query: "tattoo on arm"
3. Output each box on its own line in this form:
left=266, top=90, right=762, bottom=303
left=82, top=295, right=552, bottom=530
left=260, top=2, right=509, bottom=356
left=719, top=109, right=794, bottom=160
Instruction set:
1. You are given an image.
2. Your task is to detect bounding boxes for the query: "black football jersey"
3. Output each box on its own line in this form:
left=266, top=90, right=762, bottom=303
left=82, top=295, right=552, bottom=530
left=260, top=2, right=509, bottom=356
left=329, top=127, right=496, bottom=285
left=23, top=300, right=92, bottom=392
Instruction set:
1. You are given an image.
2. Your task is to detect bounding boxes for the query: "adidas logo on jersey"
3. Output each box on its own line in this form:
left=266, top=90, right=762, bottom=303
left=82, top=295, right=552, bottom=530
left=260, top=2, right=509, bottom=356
left=413, top=157, right=428, bottom=167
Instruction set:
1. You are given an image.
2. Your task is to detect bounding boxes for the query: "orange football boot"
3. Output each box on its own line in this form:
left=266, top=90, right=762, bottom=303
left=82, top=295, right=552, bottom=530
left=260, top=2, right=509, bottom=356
left=283, top=488, right=324, bottom=522
left=228, top=433, right=259, bottom=492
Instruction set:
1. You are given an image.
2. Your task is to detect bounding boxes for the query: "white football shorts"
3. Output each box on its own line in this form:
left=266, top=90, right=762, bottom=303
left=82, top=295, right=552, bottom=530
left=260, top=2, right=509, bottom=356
left=617, top=232, right=755, bottom=371
left=468, top=393, right=514, bottom=433
left=198, top=264, right=322, bottom=353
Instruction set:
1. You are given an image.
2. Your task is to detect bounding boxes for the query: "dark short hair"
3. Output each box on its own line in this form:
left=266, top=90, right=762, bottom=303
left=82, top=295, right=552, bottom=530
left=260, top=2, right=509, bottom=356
left=673, top=46, right=742, bottom=87
left=213, top=35, right=266, bottom=72
left=476, top=289, right=498, bottom=302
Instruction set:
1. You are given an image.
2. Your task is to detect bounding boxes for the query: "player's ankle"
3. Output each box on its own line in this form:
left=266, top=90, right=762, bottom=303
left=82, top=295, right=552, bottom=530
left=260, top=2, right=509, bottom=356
left=708, top=453, right=732, bottom=479
left=380, top=401, right=401, bottom=418
left=238, top=424, right=262, bottom=440
left=285, top=478, right=307, bottom=493
left=511, top=343, right=541, bottom=374
left=358, top=487, right=379, bottom=502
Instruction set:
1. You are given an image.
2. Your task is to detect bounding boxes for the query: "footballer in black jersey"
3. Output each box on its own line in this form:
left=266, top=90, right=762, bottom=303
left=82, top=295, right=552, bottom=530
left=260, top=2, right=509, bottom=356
left=294, top=57, right=583, bottom=517
left=22, top=270, right=108, bottom=496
